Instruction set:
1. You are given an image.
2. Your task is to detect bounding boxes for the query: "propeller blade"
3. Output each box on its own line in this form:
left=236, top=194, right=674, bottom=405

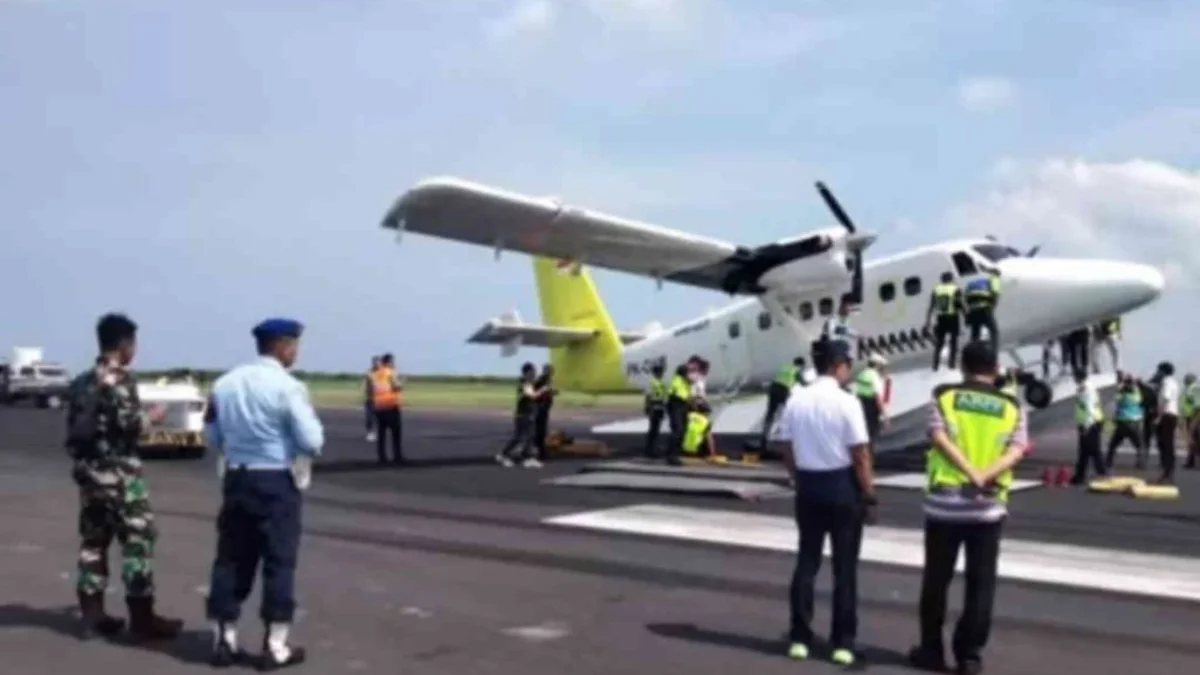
left=1026, top=245, right=1041, bottom=258
left=815, top=181, right=856, bottom=233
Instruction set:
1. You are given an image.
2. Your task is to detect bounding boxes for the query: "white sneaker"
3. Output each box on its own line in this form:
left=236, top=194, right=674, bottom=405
left=495, top=454, right=514, bottom=468
left=522, top=458, right=543, bottom=469
left=366, top=432, right=377, bottom=443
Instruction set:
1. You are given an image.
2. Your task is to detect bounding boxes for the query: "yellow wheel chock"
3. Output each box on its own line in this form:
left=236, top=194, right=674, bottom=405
left=1127, top=483, right=1180, bottom=500
left=1087, top=476, right=1145, bottom=493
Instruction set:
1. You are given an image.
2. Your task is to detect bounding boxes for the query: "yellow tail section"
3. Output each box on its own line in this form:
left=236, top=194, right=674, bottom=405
left=533, top=257, right=628, bottom=393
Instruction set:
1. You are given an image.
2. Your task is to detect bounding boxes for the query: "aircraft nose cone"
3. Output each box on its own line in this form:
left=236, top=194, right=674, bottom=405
left=1125, top=262, right=1166, bottom=301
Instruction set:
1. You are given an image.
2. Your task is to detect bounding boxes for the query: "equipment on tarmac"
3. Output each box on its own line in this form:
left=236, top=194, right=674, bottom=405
left=1127, top=483, right=1180, bottom=500
left=1087, top=476, right=1145, bottom=493
left=544, top=430, right=611, bottom=458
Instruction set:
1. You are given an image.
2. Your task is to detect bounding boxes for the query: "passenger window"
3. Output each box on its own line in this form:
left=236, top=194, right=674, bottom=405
left=904, top=276, right=922, bottom=296
left=728, top=322, right=740, bottom=339
left=879, top=282, right=896, bottom=302
left=799, top=302, right=814, bottom=321
left=757, top=312, right=772, bottom=330
left=818, top=298, right=834, bottom=316
left=783, top=305, right=794, bottom=315
left=952, top=252, right=978, bottom=276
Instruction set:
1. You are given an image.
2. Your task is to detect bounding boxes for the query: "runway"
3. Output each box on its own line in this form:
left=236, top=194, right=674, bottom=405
left=1, top=405, right=1198, bottom=674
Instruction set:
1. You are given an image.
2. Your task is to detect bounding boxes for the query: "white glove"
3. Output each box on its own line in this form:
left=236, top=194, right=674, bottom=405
left=291, top=455, right=313, bottom=491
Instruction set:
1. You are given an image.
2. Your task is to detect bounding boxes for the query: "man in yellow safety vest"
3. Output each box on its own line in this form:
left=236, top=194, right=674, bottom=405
left=925, top=272, right=964, bottom=371
left=643, top=363, right=669, bottom=459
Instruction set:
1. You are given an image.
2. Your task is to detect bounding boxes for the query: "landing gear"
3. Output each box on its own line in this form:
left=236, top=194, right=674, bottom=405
left=1023, top=379, right=1052, bottom=409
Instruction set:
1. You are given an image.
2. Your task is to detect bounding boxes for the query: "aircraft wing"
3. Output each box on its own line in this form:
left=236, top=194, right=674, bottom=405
left=467, top=313, right=645, bottom=357
left=384, top=177, right=873, bottom=295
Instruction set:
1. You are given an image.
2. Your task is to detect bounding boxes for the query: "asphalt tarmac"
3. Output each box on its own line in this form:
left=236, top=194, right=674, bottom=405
left=1, top=405, right=1198, bottom=674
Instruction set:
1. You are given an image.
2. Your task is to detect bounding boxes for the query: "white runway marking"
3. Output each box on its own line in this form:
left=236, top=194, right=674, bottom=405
left=545, top=504, right=1200, bottom=603
left=503, top=621, right=570, bottom=642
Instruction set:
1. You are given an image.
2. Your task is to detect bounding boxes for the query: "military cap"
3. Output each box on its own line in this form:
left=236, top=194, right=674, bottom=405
left=823, top=339, right=854, bottom=363
left=252, top=318, right=304, bottom=340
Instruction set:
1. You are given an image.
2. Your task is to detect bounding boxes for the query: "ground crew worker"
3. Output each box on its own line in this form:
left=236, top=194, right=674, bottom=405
left=1184, top=374, right=1199, bottom=470
left=533, top=363, right=557, bottom=461
left=665, top=363, right=691, bottom=466
left=774, top=339, right=875, bottom=668
left=1154, top=362, right=1180, bottom=484
left=1072, top=370, right=1107, bottom=485
left=1092, top=317, right=1121, bottom=374
left=689, top=357, right=709, bottom=403
left=908, top=340, right=1028, bottom=675
left=761, top=357, right=805, bottom=449
left=65, top=313, right=183, bottom=642
left=1064, top=326, right=1090, bottom=375
left=371, top=353, right=404, bottom=464
left=855, top=353, right=889, bottom=450
left=363, top=355, right=380, bottom=443
left=496, top=362, right=546, bottom=468
left=963, top=270, right=1001, bottom=349
left=821, top=300, right=858, bottom=351
left=681, top=400, right=717, bottom=459
left=643, top=363, right=669, bottom=458
left=1105, top=373, right=1145, bottom=470
left=926, top=272, right=963, bottom=371
left=204, top=318, right=324, bottom=668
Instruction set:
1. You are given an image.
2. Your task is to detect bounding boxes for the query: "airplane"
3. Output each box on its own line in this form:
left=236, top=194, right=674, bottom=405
left=381, top=177, right=1165, bottom=416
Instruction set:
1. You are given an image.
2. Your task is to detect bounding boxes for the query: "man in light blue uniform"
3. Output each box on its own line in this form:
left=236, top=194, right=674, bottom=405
left=203, top=318, right=324, bottom=670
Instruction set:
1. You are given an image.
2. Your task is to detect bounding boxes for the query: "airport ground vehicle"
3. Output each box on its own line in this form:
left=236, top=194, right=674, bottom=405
left=0, top=360, right=71, bottom=408
left=136, top=376, right=207, bottom=458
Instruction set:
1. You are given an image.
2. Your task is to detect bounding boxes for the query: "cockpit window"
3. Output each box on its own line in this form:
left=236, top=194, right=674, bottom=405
left=951, top=252, right=977, bottom=276
left=972, top=243, right=1021, bottom=263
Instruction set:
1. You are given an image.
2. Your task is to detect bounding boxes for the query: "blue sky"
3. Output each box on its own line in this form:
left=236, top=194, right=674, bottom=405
left=2, top=0, right=1198, bottom=375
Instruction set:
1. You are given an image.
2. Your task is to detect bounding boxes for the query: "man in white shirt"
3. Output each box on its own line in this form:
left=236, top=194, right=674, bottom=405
left=774, top=340, right=876, bottom=669
left=1154, top=362, right=1180, bottom=484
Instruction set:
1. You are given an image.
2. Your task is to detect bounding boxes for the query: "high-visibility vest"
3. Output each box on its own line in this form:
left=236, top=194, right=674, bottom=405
left=932, top=283, right=959, bottom=316
left=669, top=374, right=690, bottom=401
left=1115, top=387, right=1144, bottom=421
left=1102, top=318, right=1121, bottom=337
left=648, top=378, right=668, bottom=403
left=774, top=364, right=798, bottom=387
left=855, top=368, right=880, bottom=398
left=371, top=367, right=401, bottom=409
left=1075, top=390, right=1105, bottom=425
left=682, top=411, right=710, bottom=454
left=927, top=384, right=1021, bottom=503
left=1184, top=383, right=1199, bottom=418
left=964, top=277, right=999, bottom=310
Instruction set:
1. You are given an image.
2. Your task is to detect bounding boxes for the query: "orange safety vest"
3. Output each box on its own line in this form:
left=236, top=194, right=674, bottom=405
left=371, top=367, right=401, bottom=409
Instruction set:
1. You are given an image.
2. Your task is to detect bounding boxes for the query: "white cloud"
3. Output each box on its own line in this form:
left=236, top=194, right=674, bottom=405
left=956, top=76, right=1018, bottom=112
left=947, top=158, right=1200, bottom=286
left=484, top=0, right=555, bottom=41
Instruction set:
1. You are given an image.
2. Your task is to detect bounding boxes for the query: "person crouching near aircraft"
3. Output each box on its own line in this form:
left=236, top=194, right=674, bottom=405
left=1105, top=372, right=1145, bottom=471
left=1072, top=370, right=1108, bottom=485
left=495, top=362, right=546, bottom=469
left=665, top=363, right=691, bottom=467
left=681, top=399, right=718, bottom=460
left=854, top=353, right=890, bottom=452
left=643, top=363, right=669, bottom=459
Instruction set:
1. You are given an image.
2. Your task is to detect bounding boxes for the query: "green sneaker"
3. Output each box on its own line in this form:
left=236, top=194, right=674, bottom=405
left=831, top=648, right=856, bottom=666
left=787, top=643, right=809, bottom=660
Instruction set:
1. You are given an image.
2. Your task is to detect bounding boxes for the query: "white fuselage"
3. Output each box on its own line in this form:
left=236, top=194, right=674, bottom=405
left=620, top=239, right=1164, bottom=392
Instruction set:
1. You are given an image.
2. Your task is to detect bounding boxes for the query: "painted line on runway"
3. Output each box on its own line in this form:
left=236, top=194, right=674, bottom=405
left=544, top=504, right=1200, bottom=603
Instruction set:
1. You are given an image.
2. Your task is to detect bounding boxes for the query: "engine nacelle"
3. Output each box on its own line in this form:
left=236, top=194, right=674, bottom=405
left=756, top=228, right=855, bottom=290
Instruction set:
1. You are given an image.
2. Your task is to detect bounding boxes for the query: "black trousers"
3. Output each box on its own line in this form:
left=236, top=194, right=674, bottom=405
left=859, top=396, right=881, bottom=446
left=1066, top=334, right=1089, bottom=374
left=1187, top=417, right=1199, bottom=468
left=666, top=399, right=687, bottom=462
left=364, top=402, right=374, bottom=432
left=932, top=316, right=960, bottom=371
left=206, top=469, right=302, bottom=624
left=918, top=519, right=1003, bottom=666
left=760, top=383, right=790, bottom=449
left=374, top=408, right=403, bottom=463
left=965, top=309, right=998, bottom=349
left=1158, top=414, right=1178, bottom=479
left=789, top=497, right=863, bottom=649
left=644, top=408, right=665, bottom=457
left=1106, top=420, right=1144, bottom=468
left=1073, top=423, right=1106, bottom=482
left=534, top=408, right=551, bottom=461
left=502, top=415, right=536, bottom=461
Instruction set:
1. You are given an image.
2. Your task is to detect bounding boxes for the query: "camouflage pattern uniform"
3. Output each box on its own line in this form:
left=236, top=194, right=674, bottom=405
left=66, top=359, right=181, bottom=640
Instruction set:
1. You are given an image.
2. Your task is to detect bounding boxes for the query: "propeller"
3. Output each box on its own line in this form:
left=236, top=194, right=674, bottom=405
left=815, top=181, right=863, bottom=304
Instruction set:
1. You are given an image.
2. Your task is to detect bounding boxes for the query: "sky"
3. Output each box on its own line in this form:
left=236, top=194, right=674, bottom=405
left=1, top=0, right=1198, bottom=376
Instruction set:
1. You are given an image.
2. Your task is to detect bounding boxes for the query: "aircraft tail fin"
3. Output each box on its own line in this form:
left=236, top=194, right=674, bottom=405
left=532, top=258, right=628, bottom=392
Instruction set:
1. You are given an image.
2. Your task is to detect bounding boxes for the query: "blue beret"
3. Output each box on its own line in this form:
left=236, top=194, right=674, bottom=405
left=252, top=318, right=304, bottom=340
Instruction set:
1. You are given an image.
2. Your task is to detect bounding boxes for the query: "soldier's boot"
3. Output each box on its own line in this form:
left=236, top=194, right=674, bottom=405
left=257, top=623, right=306, bottom=671
left=76, top=590, right=125, bottom=639
left=126, top=596, right=183, bottom=642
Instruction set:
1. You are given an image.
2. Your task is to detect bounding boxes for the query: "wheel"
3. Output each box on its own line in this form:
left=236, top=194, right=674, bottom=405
left=1024, top=379, right=1052, bottom=409
left=44, top=395, right=62, bottom=410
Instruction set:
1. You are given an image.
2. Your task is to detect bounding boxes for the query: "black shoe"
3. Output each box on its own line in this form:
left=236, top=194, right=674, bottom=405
left=665, top=457, right=683, bottom=466
left=257, top=645, right=306, bottom=671
left=125, top=596, right=182, bottom=642
left=77, top=590, right=125, bottom=639
left=956, top=658, right=983, bottom=675
left=907, top=646, right=949, bottom=672
left=211, top=639, right=249, bottom=668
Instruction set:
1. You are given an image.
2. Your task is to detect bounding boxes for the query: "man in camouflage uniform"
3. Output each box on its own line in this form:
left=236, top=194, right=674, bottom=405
left=66, top=313, right=182, bottom=641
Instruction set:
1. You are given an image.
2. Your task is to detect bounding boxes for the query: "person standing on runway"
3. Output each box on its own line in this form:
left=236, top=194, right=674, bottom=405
left=204, top=318, right=324, bottom=669
left=370, top=353, right=404, bottom=464
left=1105, top=373, right=1146, bottom=471
left=926, top=272, right=964, bottom=372
left=760, top=357, right=805, bottom=449
left=533, top=363, right=557, bottom=462
left=1071, top=370, right=1107, bottom=485
left=495, top=362, right=546, bottom=469
left=642, top=363, right=669, bottom=458
left=1154, top=362, right=1180, bottom=485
